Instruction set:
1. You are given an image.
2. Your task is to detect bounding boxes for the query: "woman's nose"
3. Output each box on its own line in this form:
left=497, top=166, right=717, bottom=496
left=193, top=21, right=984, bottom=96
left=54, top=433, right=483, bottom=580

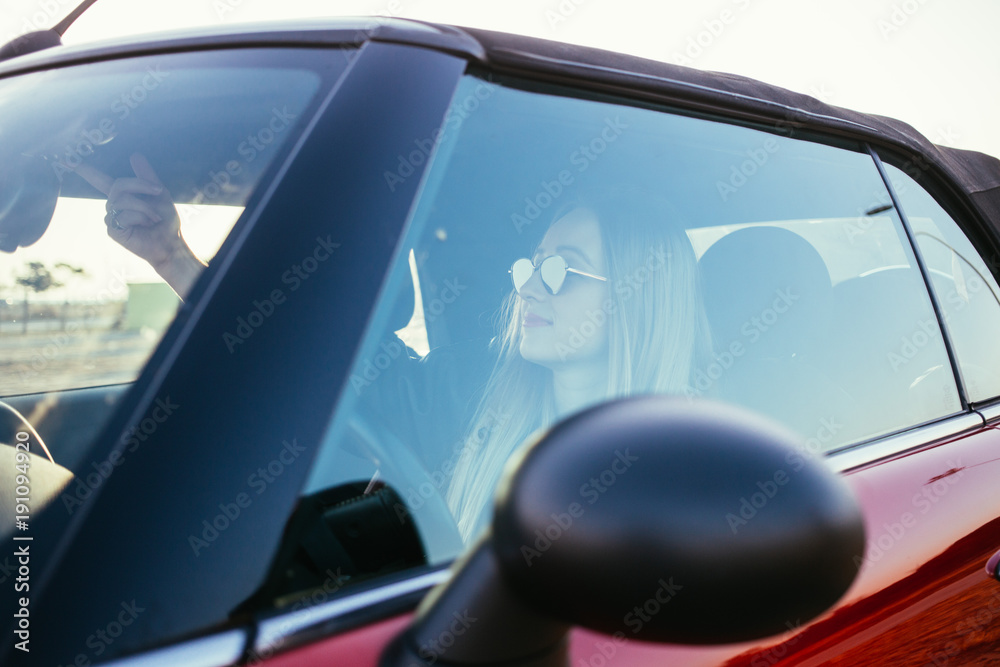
left=517, top=265, right=548, bottom=301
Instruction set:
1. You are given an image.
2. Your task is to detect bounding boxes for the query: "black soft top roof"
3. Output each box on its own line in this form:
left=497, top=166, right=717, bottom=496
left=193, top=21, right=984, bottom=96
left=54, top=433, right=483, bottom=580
left=2, top=17, right=998, bottom=237
left=455, top=25, right=1000, bottom=242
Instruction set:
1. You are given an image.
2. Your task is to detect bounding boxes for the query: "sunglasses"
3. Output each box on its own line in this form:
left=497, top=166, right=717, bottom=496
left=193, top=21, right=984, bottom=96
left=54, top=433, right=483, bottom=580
left=509, top=255, right=607, bottom=295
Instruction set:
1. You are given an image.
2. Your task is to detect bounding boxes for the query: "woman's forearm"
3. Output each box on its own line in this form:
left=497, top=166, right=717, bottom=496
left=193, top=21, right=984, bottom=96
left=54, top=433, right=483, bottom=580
left=152, top=241, right=206, bottom=299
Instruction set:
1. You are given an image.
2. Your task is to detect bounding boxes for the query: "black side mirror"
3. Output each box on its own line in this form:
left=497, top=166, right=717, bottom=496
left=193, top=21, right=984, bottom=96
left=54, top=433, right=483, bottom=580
left=0, top=155, right=60, bottom=253
left=382, top=396, right=865, bottom=666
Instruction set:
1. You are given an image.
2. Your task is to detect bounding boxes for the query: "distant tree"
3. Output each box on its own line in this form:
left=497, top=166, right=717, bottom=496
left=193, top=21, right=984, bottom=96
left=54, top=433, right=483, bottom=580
left=16, top=261, right=61, bottom=294
left=14, top=261, right=85, bottom=333
left=55, top=262, right=85, bottom=278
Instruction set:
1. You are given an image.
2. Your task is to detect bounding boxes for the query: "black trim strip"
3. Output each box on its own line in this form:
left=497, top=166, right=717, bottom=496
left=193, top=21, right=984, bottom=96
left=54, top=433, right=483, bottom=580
left=869, top=145, right=969, bottom=410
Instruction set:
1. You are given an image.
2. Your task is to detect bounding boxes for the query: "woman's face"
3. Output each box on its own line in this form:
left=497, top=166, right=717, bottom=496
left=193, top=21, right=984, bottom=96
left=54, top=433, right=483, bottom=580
left=517, top=208, right=611, bottom=371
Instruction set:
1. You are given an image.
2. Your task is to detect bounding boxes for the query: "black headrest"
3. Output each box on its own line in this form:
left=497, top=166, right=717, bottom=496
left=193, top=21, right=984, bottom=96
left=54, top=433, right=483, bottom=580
left=699, top=226, right=832, bottom=356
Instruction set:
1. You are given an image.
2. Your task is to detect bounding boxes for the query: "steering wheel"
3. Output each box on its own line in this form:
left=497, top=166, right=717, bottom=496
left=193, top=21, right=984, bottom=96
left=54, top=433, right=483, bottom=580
left=0, top=400, right=54, bottom=462
left=346, top=414, right=466, bottom=564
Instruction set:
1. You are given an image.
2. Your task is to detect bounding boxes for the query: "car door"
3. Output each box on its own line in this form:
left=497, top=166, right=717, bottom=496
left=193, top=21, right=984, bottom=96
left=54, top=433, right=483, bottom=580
left=726, top=155, right=1000, bottom=667
left=238, top=72, right=1000, bottom=666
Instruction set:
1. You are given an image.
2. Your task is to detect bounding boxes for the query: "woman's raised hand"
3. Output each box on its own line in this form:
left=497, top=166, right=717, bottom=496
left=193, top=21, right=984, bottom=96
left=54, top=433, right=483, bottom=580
left=76, top=153, right=205, bottom=297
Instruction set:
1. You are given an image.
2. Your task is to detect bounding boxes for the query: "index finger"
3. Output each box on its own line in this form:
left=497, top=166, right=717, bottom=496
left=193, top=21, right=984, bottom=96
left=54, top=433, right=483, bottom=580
left=130, top=153, right=164, bottom=187
left=74, top=163, right=115, bottom=196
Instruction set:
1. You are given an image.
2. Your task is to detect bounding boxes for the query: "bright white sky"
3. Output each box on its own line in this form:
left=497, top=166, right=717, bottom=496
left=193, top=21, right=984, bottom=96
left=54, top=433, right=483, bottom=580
left=1, top=0, right=996, bottom=159
left=0, top=0, right=997, bottom=297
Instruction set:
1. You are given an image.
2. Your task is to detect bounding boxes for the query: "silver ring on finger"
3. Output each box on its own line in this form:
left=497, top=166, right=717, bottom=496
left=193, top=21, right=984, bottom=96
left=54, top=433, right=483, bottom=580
left=109, top=208, right=125, bottom=231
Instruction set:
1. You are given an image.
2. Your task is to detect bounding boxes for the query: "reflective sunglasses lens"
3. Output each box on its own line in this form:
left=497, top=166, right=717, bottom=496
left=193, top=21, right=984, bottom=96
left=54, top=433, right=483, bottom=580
left=540, top=255, right=568, bottom=294
left=511, top=258, right=535, bottom=293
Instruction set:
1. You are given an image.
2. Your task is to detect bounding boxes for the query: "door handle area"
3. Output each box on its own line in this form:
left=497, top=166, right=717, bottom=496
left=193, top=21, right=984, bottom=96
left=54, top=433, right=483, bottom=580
left=988, top=550, right=1000, bottom=582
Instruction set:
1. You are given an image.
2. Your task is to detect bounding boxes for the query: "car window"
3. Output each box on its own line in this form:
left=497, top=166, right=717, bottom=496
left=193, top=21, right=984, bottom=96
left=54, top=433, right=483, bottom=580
left=0, top=48, right=351, bottom=470
left=297, top=74, right=961, bottom=593
left=882, top=161, right=1000, bottom=403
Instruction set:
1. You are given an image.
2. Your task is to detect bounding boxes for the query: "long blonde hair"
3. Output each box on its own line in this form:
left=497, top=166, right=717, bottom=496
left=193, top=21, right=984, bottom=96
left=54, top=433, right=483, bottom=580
left=446, top=191, right=710, bottom=540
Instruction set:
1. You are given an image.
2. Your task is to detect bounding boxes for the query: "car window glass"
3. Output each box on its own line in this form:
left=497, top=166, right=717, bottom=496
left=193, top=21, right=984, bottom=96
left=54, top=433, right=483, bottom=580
left=883, top=162, right=1000, bottom=402
left=300, top=75, right=961, bottom=592
left=0, top=48, right=349, bottom=472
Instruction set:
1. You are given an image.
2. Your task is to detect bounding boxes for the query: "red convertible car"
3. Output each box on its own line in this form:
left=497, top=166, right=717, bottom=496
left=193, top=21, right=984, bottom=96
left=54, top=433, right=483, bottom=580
left=0, top=12, right=999, bottom=667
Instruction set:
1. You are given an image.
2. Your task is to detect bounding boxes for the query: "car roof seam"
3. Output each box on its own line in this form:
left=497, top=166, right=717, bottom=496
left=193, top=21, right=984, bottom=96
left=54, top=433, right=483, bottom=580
left=484, top=47, right=880, bottom=133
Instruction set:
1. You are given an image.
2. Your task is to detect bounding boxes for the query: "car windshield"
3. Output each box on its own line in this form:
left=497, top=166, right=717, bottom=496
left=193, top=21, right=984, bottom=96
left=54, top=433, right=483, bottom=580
left=0, top=47, right=351, bottom=468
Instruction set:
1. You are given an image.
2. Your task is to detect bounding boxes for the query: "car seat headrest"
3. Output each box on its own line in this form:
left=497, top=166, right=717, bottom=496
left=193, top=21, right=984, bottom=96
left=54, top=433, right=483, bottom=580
left=699, top=226, right=832, bottom=357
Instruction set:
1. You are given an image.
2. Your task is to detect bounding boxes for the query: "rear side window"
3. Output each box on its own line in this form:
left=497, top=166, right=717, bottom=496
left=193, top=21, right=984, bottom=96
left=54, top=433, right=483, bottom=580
left=883, top=162, right=1000, bottom=403
left=685, top=139, right=960, bottom=451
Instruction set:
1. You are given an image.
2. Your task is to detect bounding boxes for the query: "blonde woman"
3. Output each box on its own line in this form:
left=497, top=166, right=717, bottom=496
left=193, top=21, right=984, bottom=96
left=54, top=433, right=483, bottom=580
left=447, top=193, right=711, bottom=541
left=79, top=158, right=710, bottom=541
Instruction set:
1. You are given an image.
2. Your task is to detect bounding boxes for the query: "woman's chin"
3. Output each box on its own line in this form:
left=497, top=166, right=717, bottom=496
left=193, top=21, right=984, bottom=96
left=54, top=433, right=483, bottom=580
left=519, top=336, right=558, bottom=369
left=520, top=331, right=610, bottom=373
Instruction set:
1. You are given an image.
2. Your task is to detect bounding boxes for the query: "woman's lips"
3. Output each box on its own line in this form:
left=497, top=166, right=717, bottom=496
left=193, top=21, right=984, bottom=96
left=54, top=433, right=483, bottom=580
left=523, top=313, right=552, bottom=327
